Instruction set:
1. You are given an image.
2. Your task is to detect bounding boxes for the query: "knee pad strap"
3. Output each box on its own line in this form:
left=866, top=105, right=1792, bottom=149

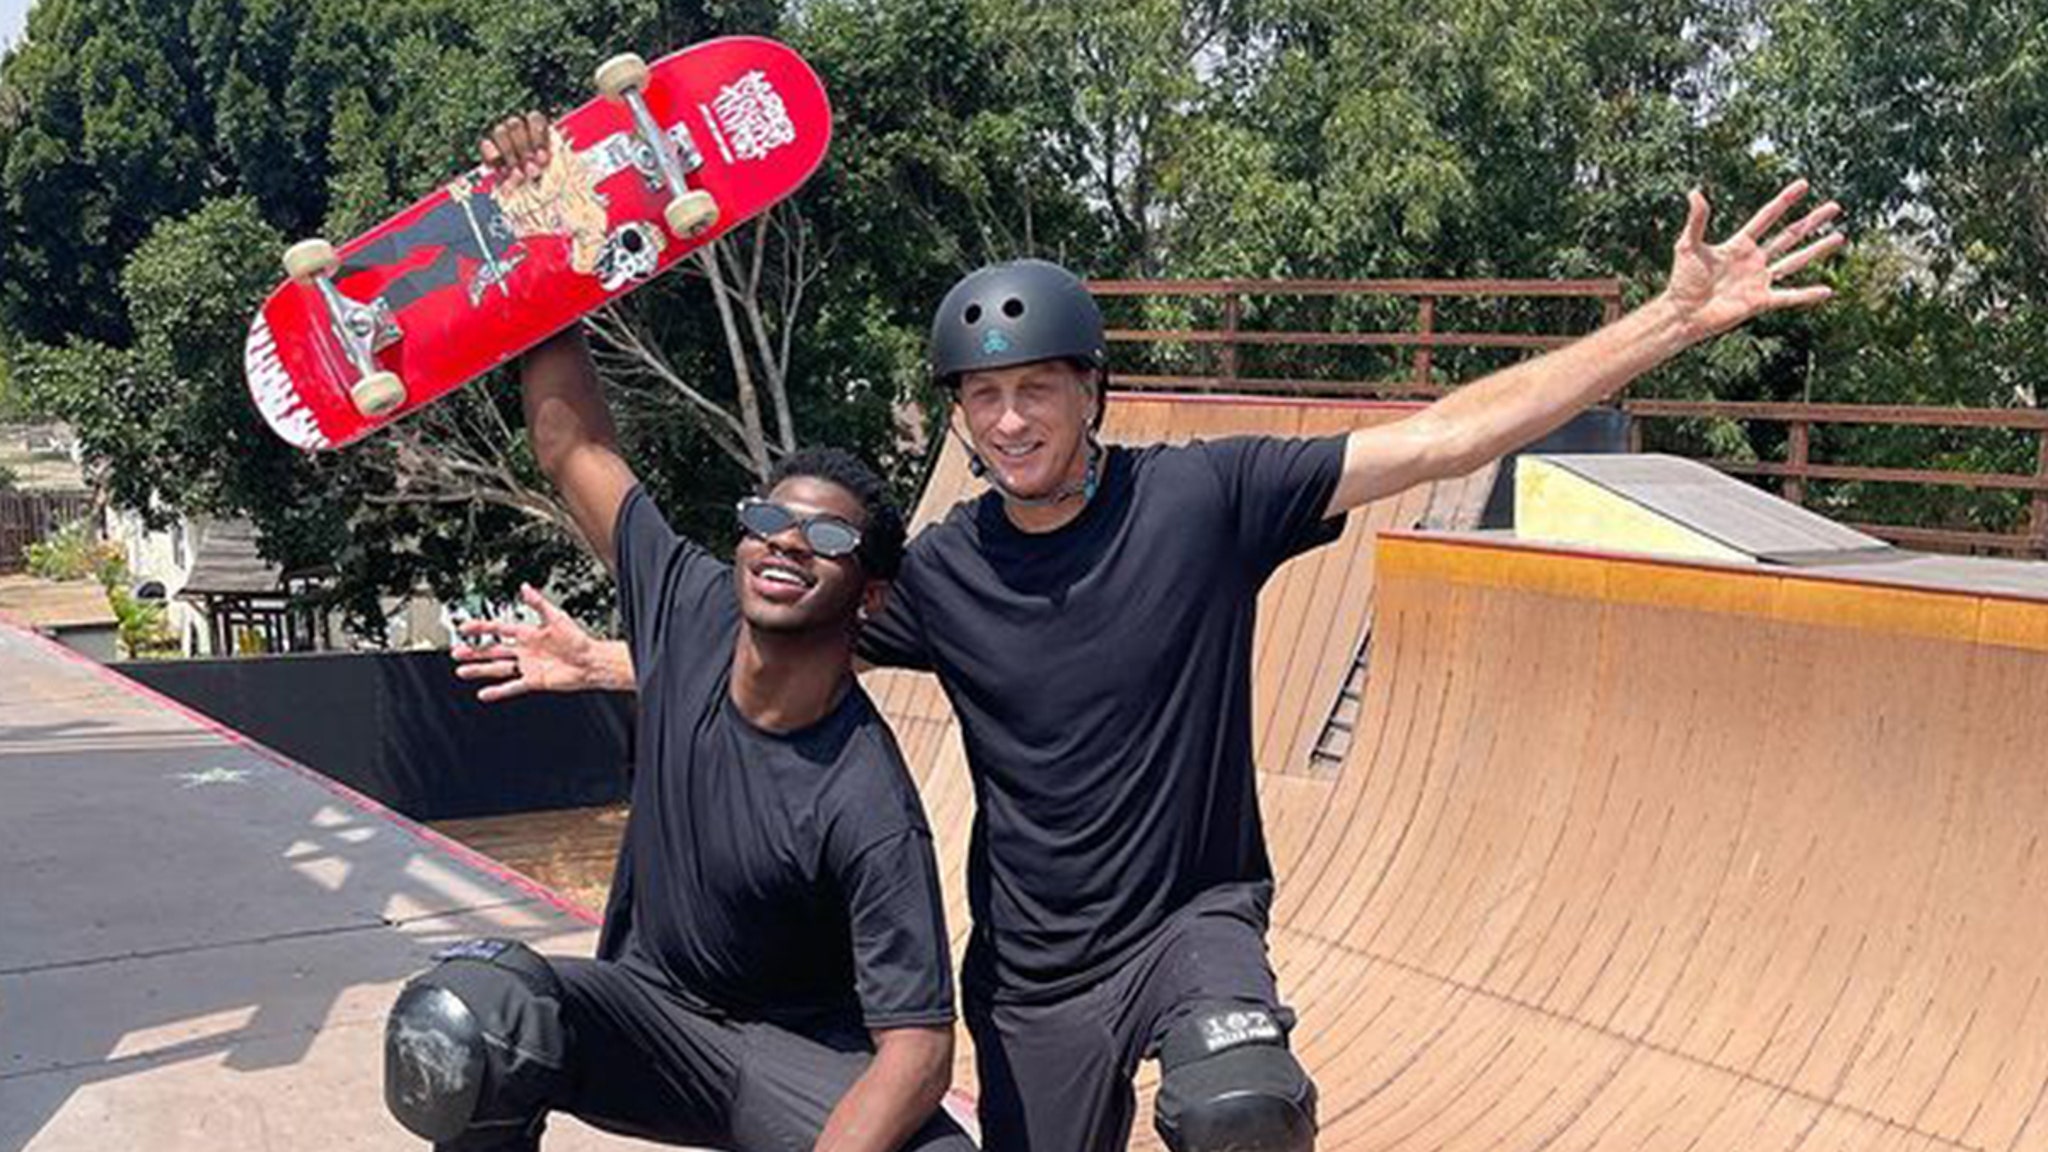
left=1154, top=1001, right=1317, bottom=1152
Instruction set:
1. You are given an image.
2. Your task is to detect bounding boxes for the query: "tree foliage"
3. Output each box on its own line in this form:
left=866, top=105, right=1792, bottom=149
left=0, top=0, right=2041, bottom=634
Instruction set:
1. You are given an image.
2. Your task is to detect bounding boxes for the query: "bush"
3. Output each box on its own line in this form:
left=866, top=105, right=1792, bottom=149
left=24, top=518, right=126, bottom=586
left=108, top=583, right=178, bottom=659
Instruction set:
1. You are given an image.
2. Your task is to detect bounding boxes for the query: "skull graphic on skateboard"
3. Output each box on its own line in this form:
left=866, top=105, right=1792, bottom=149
left=245, top=37, right=830, bottom=450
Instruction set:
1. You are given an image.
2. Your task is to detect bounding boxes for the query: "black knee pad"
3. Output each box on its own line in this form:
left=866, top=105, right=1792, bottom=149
left=1153, top=1001, right=1317, bottom=1152
left=384, top=938, right=569, bottom=1143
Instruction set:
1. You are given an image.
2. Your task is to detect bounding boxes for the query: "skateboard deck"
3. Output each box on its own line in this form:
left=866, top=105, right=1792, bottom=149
left=245, top=36, right=830, bottom=450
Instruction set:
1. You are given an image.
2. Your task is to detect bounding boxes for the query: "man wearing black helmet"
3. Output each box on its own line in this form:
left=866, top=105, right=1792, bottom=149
left=462, top=180, right=1846, bottom=1152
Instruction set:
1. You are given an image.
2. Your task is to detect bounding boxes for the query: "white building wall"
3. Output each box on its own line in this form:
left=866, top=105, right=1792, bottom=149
left=103, top=509, right=210, bottom=656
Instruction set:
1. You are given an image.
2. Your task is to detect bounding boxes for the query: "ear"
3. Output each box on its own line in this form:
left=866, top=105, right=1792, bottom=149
left=859, top=579, right=889, bottom=623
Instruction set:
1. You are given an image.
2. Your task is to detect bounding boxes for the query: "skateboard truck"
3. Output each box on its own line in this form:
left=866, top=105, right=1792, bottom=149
left=586, top=125, right=706, bottom=194
left=281, top=239, right=407, bottom=417
left=595, top=53, right=720, bottom=240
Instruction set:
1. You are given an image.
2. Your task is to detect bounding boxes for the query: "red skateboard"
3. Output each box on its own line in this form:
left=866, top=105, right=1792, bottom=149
left=244, top=36, right=830, bottom=450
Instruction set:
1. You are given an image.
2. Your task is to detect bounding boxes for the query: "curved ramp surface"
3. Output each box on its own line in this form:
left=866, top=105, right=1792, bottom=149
left=1272, top=533, right=2048, bottom=1152
left=872, top=393, right=2048, bottom=1150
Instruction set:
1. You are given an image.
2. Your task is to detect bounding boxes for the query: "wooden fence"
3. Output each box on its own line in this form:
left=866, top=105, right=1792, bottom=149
left=1088, top=278, right=1625, bottom=396
left=1624, top=401, right=2048, bottom=557
left=1086, top=279, right=2048, bottom=557
left=0, top=490, right=96, bottom=574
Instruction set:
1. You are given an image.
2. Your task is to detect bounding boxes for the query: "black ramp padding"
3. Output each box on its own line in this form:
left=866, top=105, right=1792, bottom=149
left=113, top=650, right=633, bottom=821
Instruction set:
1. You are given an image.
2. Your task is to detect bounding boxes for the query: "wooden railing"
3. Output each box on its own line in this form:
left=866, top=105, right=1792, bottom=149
left=1084, top=279, right=2048, bottom=558
left=1087, top=278, right=1625, bottom=396
left=1623, top=401, right=2048, bottom=557
left=0, top=490, right=96, bottom=573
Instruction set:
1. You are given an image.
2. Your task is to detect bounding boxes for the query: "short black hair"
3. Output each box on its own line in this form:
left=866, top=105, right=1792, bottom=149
left=763, top=447, right=907, bottom=580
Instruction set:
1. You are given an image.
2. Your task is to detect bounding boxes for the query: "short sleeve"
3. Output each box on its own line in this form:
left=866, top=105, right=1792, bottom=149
left=1199, top=435, right=1349, bottom=574
left=613, top=486, right=731, bottom=675
left=836, top=828, right=955, bottom=1028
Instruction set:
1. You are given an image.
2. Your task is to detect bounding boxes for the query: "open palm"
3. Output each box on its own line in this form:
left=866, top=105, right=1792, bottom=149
left=1664, top=179, right=1846, bottom=339
left=451, top=584, right=601, bottom=702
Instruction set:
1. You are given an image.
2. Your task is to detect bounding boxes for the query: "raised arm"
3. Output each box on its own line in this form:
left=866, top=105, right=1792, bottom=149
left=520, top=326, right=637, bottom=570
left=483, top=112, right=638, bottom=570
left=815, top=1025, right=955, bottom=1152
left=1326, top=180, right=1846, bottom=515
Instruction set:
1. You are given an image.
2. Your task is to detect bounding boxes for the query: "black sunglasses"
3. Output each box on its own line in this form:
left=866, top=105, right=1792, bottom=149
left=735, top=497, right=865, bottom=559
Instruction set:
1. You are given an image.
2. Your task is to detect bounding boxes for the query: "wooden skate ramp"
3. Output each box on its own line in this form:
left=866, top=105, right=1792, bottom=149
left=872, top=392, right=2048, bottom=1150
left=1275, top=533, right=2048, bottom=1151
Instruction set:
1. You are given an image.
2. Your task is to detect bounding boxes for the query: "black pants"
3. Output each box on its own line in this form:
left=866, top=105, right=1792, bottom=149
left=965, top=889, right=1307, bottom=1152
left=446, top=956, right=977, bottom=1152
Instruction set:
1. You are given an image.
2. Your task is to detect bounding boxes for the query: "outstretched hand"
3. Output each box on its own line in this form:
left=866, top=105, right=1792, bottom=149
left=451, top=583, right=602, bottom=703
left=1662, top=179, right=1847, bottom=339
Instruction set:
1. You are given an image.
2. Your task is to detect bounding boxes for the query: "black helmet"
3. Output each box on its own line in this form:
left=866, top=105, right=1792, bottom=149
left=929, top=260, right=1107, bottom=385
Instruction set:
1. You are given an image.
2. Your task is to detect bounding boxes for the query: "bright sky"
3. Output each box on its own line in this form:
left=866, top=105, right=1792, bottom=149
left=0, top=0, right=33, bottom=51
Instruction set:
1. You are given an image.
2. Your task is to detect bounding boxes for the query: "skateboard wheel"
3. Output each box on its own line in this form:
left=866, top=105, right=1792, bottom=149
left=664, top=190, right=719, bottom=239
left=283, top=238, right=339, bottom=283
left=594, top=53, right=650, bottom=99
left=350, top=371, right=407, bottom=417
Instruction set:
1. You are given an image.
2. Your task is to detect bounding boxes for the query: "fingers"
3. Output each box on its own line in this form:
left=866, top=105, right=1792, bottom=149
left=1737, top=178, right=1811, bottom=242
left=483, top=118, right=519, bottom=181
left=456, top=619, right=534, bottom=646
left=1764, top=200, right=1842, bottom=259
left=521, top=582, right=564, bottom=624
left=1680, top=188, right=1710, bottom=250
left=454, top=658, right=521, bottom=681
left=1769, top=284, right=1835, bottom=310
left=483, top=112, right=551, bottom=190
left=524, top=111, right=551, bottom=176
left=1770, top=230, right=1848, bottom=280
left=477, top=679, right=533, bottom=704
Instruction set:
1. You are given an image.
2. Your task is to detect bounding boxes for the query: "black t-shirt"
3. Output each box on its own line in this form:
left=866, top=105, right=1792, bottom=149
left=598, top=488, right=954, bottom=1030
left=860, top=436, right=1348, bottom=1000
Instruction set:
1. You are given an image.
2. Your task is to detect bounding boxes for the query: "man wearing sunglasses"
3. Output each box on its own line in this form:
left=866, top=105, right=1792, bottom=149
left=460, top=172, right=1846, bottom=1152
left=381, top=117, right=975, bottom=1152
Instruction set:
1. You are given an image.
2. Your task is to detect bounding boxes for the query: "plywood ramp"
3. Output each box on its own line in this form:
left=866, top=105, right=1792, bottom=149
left=1271, top=533, right=2048, bottom=1152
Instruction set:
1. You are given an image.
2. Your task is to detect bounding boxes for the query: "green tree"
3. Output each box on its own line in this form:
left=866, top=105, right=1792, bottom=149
left=7, top=0, right=2043, bottom=599
left=1, top=0, right=1066, bottom=635
left=0, top=343, right=15, bottom=419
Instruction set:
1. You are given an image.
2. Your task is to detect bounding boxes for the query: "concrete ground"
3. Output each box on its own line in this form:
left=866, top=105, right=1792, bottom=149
left=0, top=619, right=662, bottom=1150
